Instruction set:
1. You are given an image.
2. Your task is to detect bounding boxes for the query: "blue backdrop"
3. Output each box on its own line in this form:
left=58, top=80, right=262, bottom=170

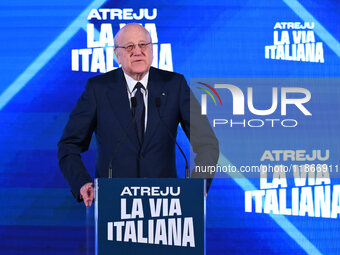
left=0, top=0, right=339, bottom=254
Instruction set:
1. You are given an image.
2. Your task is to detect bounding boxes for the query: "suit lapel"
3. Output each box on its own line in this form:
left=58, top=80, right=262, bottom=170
left=142, top=67, right=168, bottom=151
left=106, top=68, right=140, bottom=147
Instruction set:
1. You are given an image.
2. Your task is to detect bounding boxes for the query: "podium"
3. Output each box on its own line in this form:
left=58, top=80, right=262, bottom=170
left=94, top=178, right=206, bottom=255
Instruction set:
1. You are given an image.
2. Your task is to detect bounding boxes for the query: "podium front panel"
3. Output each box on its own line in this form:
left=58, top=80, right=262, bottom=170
left=95, top=178, right=205, bottom=255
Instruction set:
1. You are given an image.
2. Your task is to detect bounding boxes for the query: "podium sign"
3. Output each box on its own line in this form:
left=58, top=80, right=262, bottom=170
left=95, top=178, right=205, bottom=255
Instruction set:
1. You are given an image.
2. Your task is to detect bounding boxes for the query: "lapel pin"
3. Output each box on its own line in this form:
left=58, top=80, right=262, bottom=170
left=162, top=92, right=166, bottom=96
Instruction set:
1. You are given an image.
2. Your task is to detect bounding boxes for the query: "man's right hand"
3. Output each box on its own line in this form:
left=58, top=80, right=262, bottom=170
left=80, top=182, right=94, bottom=207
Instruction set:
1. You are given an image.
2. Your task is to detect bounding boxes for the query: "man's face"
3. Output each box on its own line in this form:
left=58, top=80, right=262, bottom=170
left=114, top=25, right=153, bottom=80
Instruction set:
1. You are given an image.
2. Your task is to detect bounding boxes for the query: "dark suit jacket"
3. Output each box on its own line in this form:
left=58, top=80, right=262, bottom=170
left=58, top=67, right=218, bottom=201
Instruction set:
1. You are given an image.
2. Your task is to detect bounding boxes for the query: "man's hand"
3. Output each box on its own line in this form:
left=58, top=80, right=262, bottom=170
left=80, top=182, right=94, bottom=207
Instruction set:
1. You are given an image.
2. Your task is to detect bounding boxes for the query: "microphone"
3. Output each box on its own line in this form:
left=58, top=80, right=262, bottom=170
left=130, top=97, right=137, bottom=116
left=108, top=97, right=137, bottom=178
left=155, top=97, right=189, bottom=178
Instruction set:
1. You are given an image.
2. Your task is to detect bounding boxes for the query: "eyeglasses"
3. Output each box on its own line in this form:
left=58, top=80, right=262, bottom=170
left=115, top=42, right=152, bottom=53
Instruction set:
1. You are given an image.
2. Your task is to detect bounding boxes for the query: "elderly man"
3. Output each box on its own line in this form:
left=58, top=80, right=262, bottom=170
left=58, top=24, right=218, bottom=207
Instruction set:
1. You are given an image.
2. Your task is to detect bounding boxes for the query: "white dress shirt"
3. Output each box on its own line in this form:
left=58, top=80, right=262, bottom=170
left=123, top=72, right=149, bottom=132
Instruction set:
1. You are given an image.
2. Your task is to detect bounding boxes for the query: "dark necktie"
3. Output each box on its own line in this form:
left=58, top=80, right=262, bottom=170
left=133, top=82, right=145, bottom=144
